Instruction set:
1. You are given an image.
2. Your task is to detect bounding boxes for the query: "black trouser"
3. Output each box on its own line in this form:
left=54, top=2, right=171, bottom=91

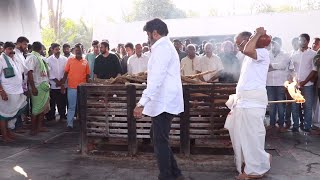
left=47, top=89, right=67, bottom=120
left=150, top=112, right=182, bottom=180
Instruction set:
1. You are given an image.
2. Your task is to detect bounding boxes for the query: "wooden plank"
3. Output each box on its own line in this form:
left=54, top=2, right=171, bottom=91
left=108, top=116, right=128, bottom=122
left=87, top=127, right=106, bottom=133
left=127, top=85, right=137, bottom=155
left=190, top=117, right=211, bottom=122
left=87, top=132, right=107, bottom=137
left=109, top=123, right=128, bottom=128
left=87, top=116, right=107, bottom=121
left=78, top=86, right=88, bottom=155
left=87, top=122, right=107, bottom=127
left=189, top=123, right=211, bottom=128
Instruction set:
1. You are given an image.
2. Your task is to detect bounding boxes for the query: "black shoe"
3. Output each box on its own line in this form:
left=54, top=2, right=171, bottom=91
left=291, top=127, right=299, bottom=132
left=66, top=126, right=73, bottom=132
left=302, top=128, right=311, bottom=133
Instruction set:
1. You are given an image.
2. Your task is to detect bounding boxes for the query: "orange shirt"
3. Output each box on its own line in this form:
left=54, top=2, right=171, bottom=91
left=65, top=57, right=90, bottom=89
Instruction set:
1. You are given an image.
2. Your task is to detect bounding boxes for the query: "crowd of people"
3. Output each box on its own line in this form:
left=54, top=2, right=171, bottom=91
left=0, top=31, right=320, bottom=142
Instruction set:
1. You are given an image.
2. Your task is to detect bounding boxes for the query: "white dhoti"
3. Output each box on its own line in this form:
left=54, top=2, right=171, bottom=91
left=0, top=93, right=27, bottom=120
left=225, top=89, right=271, bottom=176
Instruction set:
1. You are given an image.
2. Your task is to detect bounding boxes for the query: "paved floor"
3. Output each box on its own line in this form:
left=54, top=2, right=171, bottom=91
left=0, top=122, right=320, bottom=180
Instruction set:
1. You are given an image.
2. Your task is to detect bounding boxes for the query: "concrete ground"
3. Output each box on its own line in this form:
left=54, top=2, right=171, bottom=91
left=0, top=121, right=320, bottom=180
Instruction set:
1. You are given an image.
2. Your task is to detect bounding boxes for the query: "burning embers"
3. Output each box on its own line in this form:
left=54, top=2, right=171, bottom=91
left=284, top=78, right=305, bottom=103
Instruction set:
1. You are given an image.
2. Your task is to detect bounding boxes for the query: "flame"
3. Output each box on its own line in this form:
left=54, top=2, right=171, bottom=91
left=13, top=166, right=28, bottom=178
left=284, top=78, right=305, bottom=103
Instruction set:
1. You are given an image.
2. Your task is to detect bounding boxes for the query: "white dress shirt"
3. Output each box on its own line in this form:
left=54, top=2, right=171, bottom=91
left=46, top=54, right=68, bottom=89
left=138, top=36, right=184, bottom=117
left=237, top=48, right=270, bottom=93
left=180, top=56, right=201, bottom=76
left=127, top=54, right=149, bottom=75
left=289, top=48, right=317, bottom=86
left=267, top=51, right=291, bottom=86
left=196, top=54, right=224, bottom=82
left=0, top=53, right=25, bottom=94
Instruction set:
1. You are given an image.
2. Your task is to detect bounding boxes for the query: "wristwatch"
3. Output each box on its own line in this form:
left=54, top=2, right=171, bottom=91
left=136, top=103, right=144, bottom=108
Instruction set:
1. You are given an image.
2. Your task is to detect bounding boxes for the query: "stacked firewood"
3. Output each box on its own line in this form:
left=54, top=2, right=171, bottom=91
left=92, top=71, right=216, bottom=85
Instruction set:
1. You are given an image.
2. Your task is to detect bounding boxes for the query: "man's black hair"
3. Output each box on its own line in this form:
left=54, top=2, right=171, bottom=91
left=143, top=18, right=169, bottom=36
left=92, top=40, right=99, bottom=46
left=16, top=36, right=29, bottom=44
left=63, top=43, right=71, bottom=49
left=124, top=42, right=134, bottom=50
left=51, top=43, right=60, bottom=50
left=100, top=41, right=109, bottom=50
left=300, top=33, right=310, bottom=42
left=32, top=41, right=43, bottom=52
left=3, top=41, right=15, bottom=49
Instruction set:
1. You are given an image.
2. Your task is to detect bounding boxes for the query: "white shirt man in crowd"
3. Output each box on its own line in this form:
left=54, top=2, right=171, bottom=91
left=225, top=28, right=271, bottom=179
left=63, top=43, right=73, bottom=59
left=181, top=44, right=200, bottom=76
left=127, top=43, right=149, bottom=75
left=266, top=37, right=291, bottom=132
left=14, top=36, right=29, bottom=133
left=0, top=42, right=28, bottom=142
left=196, top=42, right=224, bottom=82
left=133, top=18, right=184, bottom=180
left=289, top=33, right=317, bottom=133
left=45, top=43, right=68, bottom=122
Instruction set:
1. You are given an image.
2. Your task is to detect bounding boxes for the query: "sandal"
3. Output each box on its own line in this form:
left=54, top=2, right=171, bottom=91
left=235, top=173, right=263, bottom=180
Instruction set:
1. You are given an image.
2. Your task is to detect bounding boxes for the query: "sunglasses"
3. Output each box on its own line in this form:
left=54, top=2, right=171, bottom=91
left=236, top=40, right=246, bottom=48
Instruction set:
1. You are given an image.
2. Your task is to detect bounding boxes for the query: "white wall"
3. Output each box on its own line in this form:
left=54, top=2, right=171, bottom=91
left=93, top=11, right=320, bottom=52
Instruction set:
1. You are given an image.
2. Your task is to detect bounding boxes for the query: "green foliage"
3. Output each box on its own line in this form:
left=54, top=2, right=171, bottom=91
left=125, top=0, right=187, bottom=22
left=41, top=18, right=92, bottom=49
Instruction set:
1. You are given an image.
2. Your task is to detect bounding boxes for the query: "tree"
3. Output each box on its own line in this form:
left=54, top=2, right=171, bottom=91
left=125, top=0, right=187, bottom=22
left=41, top=18, right=93, bottom=49
left=250, top=0, right=274, bottom=14
left=47, top=0, right=63, bottom=38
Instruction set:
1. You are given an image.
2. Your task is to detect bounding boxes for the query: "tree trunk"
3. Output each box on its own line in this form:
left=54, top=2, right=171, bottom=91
left=39, top=0, right=43, bottom=28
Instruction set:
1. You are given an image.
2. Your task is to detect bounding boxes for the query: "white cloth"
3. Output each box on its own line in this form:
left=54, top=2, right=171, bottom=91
left=236, top=48, right=270, bottom=93
left=0, top=93, right=27, bottom=119
left=127, top=54, right=149, bottom=75
left=196, top=54, right=224, bottom=82
left=180, top=56, right=201, bottom=76
left=25, top=53, right=49, bottom=87
left=144, top=51, right=151, bottom=58
left=0, top=53, right=25, bottom=94
left=45, top=54, right=67, bottom=89
left=138, top=36, right=184, bottom=117
left=236, top=51, right=245, bottom=65
left=267, top=51, right=291, bottom=86
left=224, top=90, right=270, bottom=176
left=289, top=49, right=317, bottom=86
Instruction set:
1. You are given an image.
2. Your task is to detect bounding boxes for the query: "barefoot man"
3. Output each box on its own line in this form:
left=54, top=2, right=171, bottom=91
left=26, top=42, right=50, bottom=135
left=0, top=42, right=27, bottom=142
left=225, top=27, right=271, bottom=179
left=133, top=18, right=184, bottom=180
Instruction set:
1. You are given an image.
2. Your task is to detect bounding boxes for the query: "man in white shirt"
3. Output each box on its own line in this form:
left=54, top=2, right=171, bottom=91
left=289, top=33, right=317, bottom=133
left=45, top=43, right=68, bottom=122
left=266, top=37, right=291, bottom=132
left=0, top=42, right=27, bottom=142
left=225, top=28, right=271, bottom=179
left=133, top=18, right=184, bottom=180
left=14, top=36, right=29, bottom=132
left=196, top=43, right=224, bottom=82
left=180, top=44, right=200, bottom=76
left=127, top=44, right=149, bottom=75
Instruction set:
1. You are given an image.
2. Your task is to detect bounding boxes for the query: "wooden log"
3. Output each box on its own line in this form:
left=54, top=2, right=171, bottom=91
left=127, top=84, right=138, bottom=155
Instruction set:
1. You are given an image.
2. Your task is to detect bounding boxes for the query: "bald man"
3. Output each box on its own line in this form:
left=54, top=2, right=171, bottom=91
left=225, top=27, right=271, bottom=179
left=196, top=43, right=224, bottom=82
